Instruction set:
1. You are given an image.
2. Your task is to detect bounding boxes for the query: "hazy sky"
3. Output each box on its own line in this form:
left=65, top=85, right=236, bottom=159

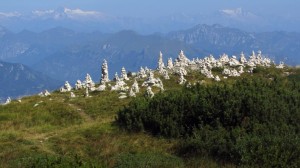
left=1, top=0, right=299, bottom=18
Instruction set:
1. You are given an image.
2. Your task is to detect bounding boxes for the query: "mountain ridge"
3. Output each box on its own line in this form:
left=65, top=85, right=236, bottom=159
left=0, top=60, right=61, bottom=100
left=0, top=24, right=299, bottom=95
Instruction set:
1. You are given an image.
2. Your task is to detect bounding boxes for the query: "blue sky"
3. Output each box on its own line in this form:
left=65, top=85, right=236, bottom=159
left=1, top=0, right=299, bottom=18
left=0, top=0, right=299, bottom=33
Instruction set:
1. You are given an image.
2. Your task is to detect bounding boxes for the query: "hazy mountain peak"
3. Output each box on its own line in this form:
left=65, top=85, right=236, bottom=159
left=0, top=25, right=9, bottom=37
left=219, top=8, right=258, bottom=19
left=0, top=60, right=60, bottom=99
left=0, top=11, right=21, bottom=18
left=32, top=7, right=107, bottom=20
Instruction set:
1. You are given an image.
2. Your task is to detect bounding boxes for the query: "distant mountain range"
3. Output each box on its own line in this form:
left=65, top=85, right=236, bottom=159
left=0, top=24, right=300, bottom=98
left=0, top=7, right=299, bottom=33
left=0, top=61, right=60, bottom=101
left=168, top=24, right=300, bottom=63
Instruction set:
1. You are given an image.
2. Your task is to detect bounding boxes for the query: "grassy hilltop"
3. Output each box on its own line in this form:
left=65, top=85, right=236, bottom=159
left=0, top=65, right=300, bottom=167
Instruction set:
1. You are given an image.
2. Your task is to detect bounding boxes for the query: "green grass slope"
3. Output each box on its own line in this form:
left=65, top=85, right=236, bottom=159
left=0, top=66, right=299, bottom=167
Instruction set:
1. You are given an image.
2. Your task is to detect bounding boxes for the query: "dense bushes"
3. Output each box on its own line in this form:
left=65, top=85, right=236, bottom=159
left=117, top=76, right=300, bottom=166
left=114, top=152, right=184, bottom=168
left=15, top=154, right=101, bottom=168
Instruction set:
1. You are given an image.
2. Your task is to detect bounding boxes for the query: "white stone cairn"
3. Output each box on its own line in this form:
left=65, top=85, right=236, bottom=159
left=129, top=88, right=136, bottom=97
left=248, top=67, right=254, bottom=74
left=238, top=66, right=244, bottom=74
left=101, top=59, right=110, bottom=84
left=70, top=92, right=76, bottom=98
left=120, top=67, right=129, bottom=81
left=131, top=78, right=140, bottom=93
left=114, top=72, right=119, bottom=82
left=219, top=53, right=230, bottom=65
left=144, top=67, right=151, bottom=75
left=175, top=50, right=190, bottom=67
left=201, top=66, right=214, bottom=78
left=156, top=78, right=164, bottom=91
left=178, top=67, right=187, bottom=76
left=96, top=84, right=106, bottom=91
left=111, top=72, right=129, bottom=91
left=60, top=81, right=72, bottom=92
left=39, top=90, right=51, bottom=97
left=145, top=86, right=154, bottom=98
left=222, top=68, right=231, bottom=76
left=138, top=67, right=147, bottom=78
left=214, top=75, right=221, bottom=82
left=85, top=87, right=90, bottom=97
left=157, top=51, right=165, bottom=74
left=276, top=61, right=285, bottom=69
left=229, top=69, right=240, bottom=77
left=229, top=56, right=241, bottom=66
left=75, top=80, right=83, bottom=90
left=3, top=97, right=11, bottom=105
left=118, top=92, right=127, bottom=99
left=142, top=71, right=157, bottom=87
left=240, top=52, right=247, bottom=64
left=167, top=58, right=174, bottom=69
left=179, top=71, right=187, bottom=85
left=163, top=70, right=170, bottom=80
left=84, top=73, right=95, bottom=91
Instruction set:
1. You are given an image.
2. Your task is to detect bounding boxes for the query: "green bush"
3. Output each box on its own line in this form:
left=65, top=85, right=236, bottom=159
left=117, top=76, right=300, bottom=166
left=114, top=152, right=184, bottom=168
left=16, top=154, right=102, bottom=168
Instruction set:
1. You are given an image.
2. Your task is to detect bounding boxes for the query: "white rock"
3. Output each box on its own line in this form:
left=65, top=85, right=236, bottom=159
left=175, top=50, right=190, bottom=67
left=131, top=78, right=140, bottom=93
left=70, top=92, right=76, bottom=98
left=120, top=67, right=129, bottom=81
left=60, top=81, right=72, bottom=92
left=100, top=59, right=110, bottom=84
left=238, top=66, right=244, bottom=74
left=157, top=51, right=165, bottom=74
left=179, top=72, right=187, bottom=85
left=84, top=73, right=95, bottom=90
left=3, top=97, right=11, bottom=105
left=119, top=95, right=127, bottom=99
left=145, top=86, right=154, bottom=98
left=163, top=70, right=170, bottom=80
left=96, top=84, right=106, bottom=91
left=75, top=80, right=83, bottom=90
left=240, top=52, right=247, bottom=64
left=276, top=61, right=285, bottom=69
left=85, top=88, right=90, bottom=97
left=138, top=67, right=147, bottom=78
left=214, top=75, right=221, bottom=82
left=129, top=88, right=136, bottom=97
left=142, top=71, right=157, bottom=87
left=167, top=58, right=174, bottom=69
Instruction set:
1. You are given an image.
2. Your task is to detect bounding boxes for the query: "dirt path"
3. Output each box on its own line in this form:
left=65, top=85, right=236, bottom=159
left=68, top=103, right=94, bottom=122
left=21, top=103, right=112, bottom=155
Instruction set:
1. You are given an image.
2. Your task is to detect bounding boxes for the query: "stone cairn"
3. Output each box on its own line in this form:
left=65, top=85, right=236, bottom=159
left=96, top=60, right=110, bottom=91
left=75, top=80, right=83, bottom=90
left=100, top=59, right=110, bottom=84
left=28, top=50, right=285, bottom=101
left=157, top=51, right=165, bottom=74
left=39, top=90, right=51, bottom=97
left=84, top=73, right=96, bottom=91
left=121, top=67, right=129, bottom=81
left=3, top=97, right=11, bottom=105
left=60, top=81, right=72, bottom=92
